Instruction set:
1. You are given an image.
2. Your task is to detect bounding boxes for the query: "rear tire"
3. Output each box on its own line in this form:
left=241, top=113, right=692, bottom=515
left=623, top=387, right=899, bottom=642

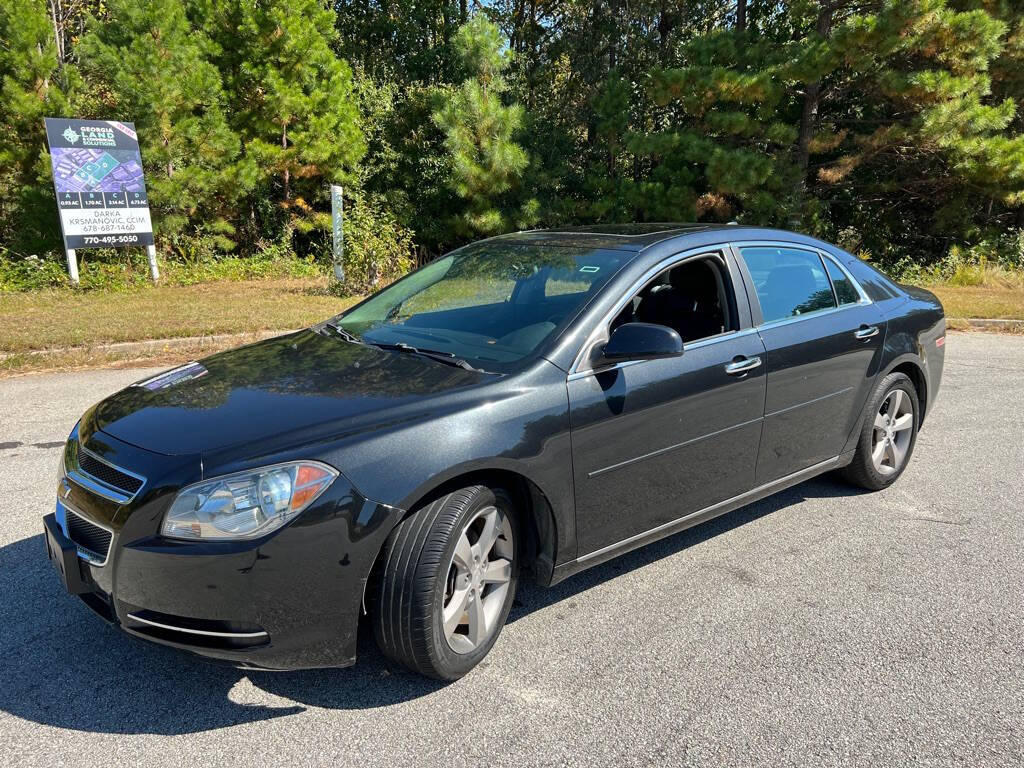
left=372, top=485, right=519, bottom=680
left=841, top=372, right=920, bottom=491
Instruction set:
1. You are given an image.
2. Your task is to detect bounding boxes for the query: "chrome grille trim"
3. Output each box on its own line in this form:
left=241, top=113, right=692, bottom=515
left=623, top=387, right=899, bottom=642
left=67, top=444, right=146, bottom=504
left=65, top=506, right=114, bottom=566
left=125, top=613, right=269, bottom=639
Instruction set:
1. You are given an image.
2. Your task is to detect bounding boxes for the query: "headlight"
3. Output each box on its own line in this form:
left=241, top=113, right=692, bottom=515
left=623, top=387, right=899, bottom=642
left=162, top=461, right=338, bottom=541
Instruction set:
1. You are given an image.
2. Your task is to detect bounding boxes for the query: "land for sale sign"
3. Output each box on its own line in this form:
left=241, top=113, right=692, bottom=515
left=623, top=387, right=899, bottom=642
left=44, top=118, right=154, bottom=248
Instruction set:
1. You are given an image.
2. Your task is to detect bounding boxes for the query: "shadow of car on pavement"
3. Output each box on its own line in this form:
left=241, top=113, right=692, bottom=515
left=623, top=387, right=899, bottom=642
left=0, top=477, right=865, bottom=734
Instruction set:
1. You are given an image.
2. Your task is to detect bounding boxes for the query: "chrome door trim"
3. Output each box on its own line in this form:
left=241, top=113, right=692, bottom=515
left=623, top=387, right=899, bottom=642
left=821, top=252, right=872, bottom=304
left=575, top=455, right=841, bottom=567
left=568, top=243, right=743, bottom=376
left=724, top=356, right=763, bottom=374
left=729, top=240, right=874, bottom=329
left=567, top=327, right=762, bottom=381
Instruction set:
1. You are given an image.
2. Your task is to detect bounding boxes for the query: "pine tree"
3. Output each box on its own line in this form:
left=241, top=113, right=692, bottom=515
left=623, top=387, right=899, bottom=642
left=199, top=0, right=364, bottom=237
left=432, top=15, right=534, bottom=238
left=0, top=0, right=72, bottom=253
left=788, top=0, right=1024, bottom=264
left=81, top=0, right=241, bottom=252
left=629, top=28, right=799, bottom=223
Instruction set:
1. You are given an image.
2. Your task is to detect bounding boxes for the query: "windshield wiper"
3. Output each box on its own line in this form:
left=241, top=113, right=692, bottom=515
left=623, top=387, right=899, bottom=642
left=370, top=342, right=479, bottom=371
left=323, top=322, right=363, bottom=344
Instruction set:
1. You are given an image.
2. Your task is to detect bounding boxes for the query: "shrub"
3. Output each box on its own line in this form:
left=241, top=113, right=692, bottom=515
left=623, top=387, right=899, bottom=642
left=328, top=195, right=415, bottom=296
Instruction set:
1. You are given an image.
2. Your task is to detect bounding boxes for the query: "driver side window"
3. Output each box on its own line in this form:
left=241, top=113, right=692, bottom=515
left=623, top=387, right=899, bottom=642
left=611, top=254, right=735, bottom=344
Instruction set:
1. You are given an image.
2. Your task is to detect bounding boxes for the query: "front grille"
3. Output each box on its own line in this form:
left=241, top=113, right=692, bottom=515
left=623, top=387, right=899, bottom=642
left=66, top=510, right=112, bottom=563
left=78, top=451, right=144, bottom=496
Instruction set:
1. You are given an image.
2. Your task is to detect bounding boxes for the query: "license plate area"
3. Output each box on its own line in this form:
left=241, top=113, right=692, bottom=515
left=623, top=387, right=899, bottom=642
left=44, top=513, right=92, bottom=595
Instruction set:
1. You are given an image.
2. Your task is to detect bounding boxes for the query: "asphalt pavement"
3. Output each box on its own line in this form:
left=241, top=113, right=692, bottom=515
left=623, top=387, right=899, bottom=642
left=1, top=331, right=1021, bottom=767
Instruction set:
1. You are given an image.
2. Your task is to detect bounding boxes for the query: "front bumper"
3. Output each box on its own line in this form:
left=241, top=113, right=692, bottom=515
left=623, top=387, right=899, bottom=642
left=47, top=425, right=401, bottom=671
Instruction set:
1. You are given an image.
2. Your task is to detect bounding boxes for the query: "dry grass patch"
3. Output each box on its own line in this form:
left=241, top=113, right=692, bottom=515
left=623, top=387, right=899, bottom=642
left=0, top=278, right=358, bottom=354
left=921, top=282, right=1024, bottom=322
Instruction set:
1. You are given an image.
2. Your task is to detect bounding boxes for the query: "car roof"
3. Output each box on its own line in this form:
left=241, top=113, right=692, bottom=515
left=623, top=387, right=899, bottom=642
left=487, top=224, right=814, bottom=252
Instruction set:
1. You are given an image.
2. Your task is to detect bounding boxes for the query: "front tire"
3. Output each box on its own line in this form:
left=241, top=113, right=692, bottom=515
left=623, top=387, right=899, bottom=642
left=372, top=485, right=519, bottom=680
left=841, top=372, right=920, bottom=490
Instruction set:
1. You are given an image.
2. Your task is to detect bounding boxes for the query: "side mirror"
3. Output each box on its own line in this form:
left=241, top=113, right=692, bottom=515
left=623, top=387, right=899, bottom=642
left=598, top=322, right=684, bottom=365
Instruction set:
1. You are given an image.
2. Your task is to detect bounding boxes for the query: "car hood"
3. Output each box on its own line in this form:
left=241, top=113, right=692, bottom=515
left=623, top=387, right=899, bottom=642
left=92, top=329, right=492, bottom=456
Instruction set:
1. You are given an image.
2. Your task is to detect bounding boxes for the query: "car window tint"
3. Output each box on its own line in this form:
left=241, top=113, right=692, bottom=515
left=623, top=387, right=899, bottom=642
left=823, top=257, right=860, bottom=305
left=739, top=246, right=837, bottom=323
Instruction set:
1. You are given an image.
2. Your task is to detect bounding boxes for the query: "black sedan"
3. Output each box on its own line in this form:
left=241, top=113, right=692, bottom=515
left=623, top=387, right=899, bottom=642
left=43, top=225, right=945, bottom=679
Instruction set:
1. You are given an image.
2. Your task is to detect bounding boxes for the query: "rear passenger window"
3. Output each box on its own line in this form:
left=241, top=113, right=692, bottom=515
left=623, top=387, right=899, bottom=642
left=823, top=257, right=860, bottom=305
left=739, top=246, right=836, bottom=323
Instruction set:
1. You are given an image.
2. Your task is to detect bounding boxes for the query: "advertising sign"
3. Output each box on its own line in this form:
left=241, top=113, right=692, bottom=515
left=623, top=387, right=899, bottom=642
left=44, top=118, right=154, bottom=249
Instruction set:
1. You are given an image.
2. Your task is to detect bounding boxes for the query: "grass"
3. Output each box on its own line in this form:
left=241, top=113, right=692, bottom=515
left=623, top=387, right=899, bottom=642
left=921, top=283, right=1024, bottom=322
left=0, top=277, right=361, bottom=375
left=1, top=267, right=1021, bottom=377
left=907, top=263, right=1023, bottom=326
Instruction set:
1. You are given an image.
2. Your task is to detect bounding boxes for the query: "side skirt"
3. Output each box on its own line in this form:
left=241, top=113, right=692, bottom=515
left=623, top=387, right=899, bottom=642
left=548, top=451, right=854, bottom=585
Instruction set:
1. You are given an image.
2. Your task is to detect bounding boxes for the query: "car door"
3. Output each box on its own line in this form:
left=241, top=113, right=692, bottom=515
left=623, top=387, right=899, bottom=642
left=568, top=250, right=767, bottom=556
left=733, top=242, right=887, bottom=485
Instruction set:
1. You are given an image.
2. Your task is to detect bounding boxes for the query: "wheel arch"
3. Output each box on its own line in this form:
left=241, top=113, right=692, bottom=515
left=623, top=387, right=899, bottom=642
left=391, top=464, right=561, bottom=587
left=882, top=355, right=929, bottom=424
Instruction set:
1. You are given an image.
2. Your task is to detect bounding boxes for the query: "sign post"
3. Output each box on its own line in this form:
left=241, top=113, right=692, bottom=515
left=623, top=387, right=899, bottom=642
left=44, top=118, right=156, bottom=283
left=146, top=244, right=160, bottom=282
left=65, top=249, right=79, bottom=284
left=331, top=184, right=344, bottom=284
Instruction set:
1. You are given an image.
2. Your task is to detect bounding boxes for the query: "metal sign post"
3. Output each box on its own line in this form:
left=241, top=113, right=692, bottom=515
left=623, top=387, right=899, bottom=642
left=146, top=244, right=160, bottom=282
left=331, top=185, right=344, bottom=284
left=65, top=248, right=80, bottom=285
left=44, top=118, right=157, bottom=284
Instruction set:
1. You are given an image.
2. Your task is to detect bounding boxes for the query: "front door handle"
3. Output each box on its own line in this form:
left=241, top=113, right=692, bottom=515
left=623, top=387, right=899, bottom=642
left=725, top=356, right=762, bottom=375
left=854, top=325, right=879, bottom=340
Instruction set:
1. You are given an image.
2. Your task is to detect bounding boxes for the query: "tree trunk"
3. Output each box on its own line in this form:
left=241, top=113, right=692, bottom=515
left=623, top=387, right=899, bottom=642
left=528, top=0, right=537, bottom=109
left=49, top=0, right=64, bottom=63
left=282, top=123, right=290, bottom=201
left=795, top=1, right=833, bottom=194
left=511, top=0, right=524, bottom=53
left=658, top=0, right=675, bottom=66
left=736, top=0, right=746, bottom=32
left=460, top=0, right=467, bottom=24
left=608, top=0, right=619, bottom=70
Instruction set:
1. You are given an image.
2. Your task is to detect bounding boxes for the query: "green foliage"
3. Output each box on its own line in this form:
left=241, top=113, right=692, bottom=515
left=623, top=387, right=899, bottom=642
left=198, top=0, right=364, bottom=231
left=431, top=16, right=535, bottom=239
left=80, top=0, right=240, bottom=242
left=0, top=0, right=73, bottom=253
left=329, top=195, right=416, bottom=296
left=2, top=0, right=1023, bottom=287
left=0, top=246, right=322, bottom=292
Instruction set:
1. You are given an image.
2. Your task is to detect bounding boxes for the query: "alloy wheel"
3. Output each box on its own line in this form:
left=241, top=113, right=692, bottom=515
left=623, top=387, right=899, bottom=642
left=871, top=388, right=914, bottom=476
left=442, top=505, right=514, bottom=654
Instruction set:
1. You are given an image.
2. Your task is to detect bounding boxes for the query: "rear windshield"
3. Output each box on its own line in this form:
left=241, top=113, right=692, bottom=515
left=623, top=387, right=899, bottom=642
left=334, top=242, right=630, bottom=371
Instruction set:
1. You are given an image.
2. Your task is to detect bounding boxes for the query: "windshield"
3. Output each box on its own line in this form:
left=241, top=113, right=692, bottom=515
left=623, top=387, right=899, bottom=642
left=332, top=242, right=630, bottom=372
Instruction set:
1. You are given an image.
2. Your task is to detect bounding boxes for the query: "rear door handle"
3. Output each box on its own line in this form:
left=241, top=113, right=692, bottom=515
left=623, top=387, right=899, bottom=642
left=854, top=325, right=879, bottom=340
left=725, top=356, right=762, bottom=375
